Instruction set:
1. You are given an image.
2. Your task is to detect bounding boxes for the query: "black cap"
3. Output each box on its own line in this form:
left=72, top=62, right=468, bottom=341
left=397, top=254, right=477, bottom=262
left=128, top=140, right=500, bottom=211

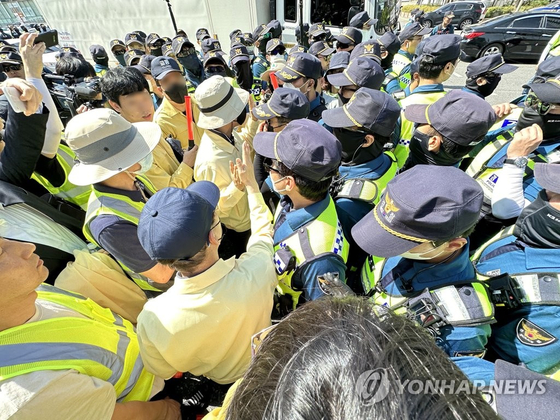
left=405, top=89, right=497, bottom=147
left=137, top=54, right=156, bottom=73
left=309, top=40, right=335, bottom=57
left=266, top=38, right=285, bottom=54
left=172, top=36, right=194, bottom=55
left=398, top=22, right=430, bottom=42
left=203, top=51, right=227, bottom=68
left=253, top=119, right=342, bottom=182
left=322, top=88, right=400, bottom=137
left=378, top=31, right=400, bottom=55
left=420, top=34, right=461, bottom=64
left=351, top=165, right=483, bottom=258
left=0, top=52, right=21, bottom=65
left=151, top=56, right=182, bottom=80
left=328, top=51, right=350, bottom=71
left=201, top=38, right=222, bottom=55
left=146, top=33, right=163, bottom=46
left=125, top=32, right=145, bottom=46
left=525, top=76, right=560, bottom=103
left=196, top=28, right=211, bottom=42
left=327, top=57, right=384, bottom=90
left=335, top=27, right=363, bottom=45
left=466, top=54, right=518, bottom=78
left=536, top=56, right=560, bottom=79
left=350, top=40, right=381, bottom=63
left=349, top=11, right=378, bottom=28
left=89, top=44, right=107, bottom=61
left=276, top=52, right=322, bottom=81
left=230, top=44, right=250, bottom=65
left=252, top=88, right=310, bottom=120
left=124, top=49, right=145, bottom=66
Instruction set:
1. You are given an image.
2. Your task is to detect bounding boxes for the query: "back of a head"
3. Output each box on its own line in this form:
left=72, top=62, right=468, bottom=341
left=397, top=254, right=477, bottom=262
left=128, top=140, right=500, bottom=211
left=100, top=66, right=149, bottom=104
left=55, top=55, right=96, bottom=79
left=226, top=297, right=498, bottom=420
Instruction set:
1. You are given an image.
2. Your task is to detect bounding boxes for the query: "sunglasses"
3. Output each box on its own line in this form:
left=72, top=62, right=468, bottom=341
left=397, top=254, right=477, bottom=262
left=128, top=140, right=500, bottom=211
left=206, top=65, right=225, bottom=74
left=3, top=64, right=21, bottom=72
left=263, top=158, right=281, bottom=174
left=526, top=93, right=559, bottom=115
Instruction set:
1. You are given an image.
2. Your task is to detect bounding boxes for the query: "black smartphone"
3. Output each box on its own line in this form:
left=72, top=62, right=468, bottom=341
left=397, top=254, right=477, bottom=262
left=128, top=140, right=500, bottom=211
left=188, top=139, right=195, bottom=150
left=33, top=30, right=58, bottom=48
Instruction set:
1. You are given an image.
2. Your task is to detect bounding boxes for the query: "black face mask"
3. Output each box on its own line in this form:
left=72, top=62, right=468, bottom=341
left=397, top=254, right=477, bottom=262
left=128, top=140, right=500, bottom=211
left=338, top=92, right=350, bottom=105
left=114, top=54, right=126, bottom=67
left=406, top=129, right=465, bottom=168
left=380, top=54, right=393, bottom=71
left=465, top=76, right=500, bottom=98
left=164, top=83, right=188, bottom=104
left=236, top=107, right=247, bottom=126
left=517, top=106, right=560, bottom=140
left=514, top=189, right=560, bottom=249
left=333, top=128, right=384, bottom=165
left=234, top=61, right=253, bottom=91
left=178, top=55, right=203, bottom=76
left=150, top=47, right=163, bottom=57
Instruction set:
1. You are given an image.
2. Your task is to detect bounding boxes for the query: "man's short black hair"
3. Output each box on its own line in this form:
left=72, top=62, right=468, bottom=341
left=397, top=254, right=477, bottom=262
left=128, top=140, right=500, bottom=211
left=55, top=56, right=96, bottom=79
left=277, top=161, right=334, bottom=202
left=418, top=55, right=455, bottom=80
left=100, top=66, right=149, bottom=105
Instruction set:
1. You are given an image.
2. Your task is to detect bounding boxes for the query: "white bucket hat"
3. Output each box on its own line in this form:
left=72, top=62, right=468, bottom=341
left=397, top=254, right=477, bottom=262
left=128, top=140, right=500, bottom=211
left=194, top=75, right=249, bottom=130
left=65, top=108, right=161, bottom=186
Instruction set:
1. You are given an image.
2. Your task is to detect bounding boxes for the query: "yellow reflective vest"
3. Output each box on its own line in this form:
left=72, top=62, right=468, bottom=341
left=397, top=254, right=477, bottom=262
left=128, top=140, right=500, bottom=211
left=0, top=284, right=155, bottom=402
left=273, top=196, right=349, bottom=310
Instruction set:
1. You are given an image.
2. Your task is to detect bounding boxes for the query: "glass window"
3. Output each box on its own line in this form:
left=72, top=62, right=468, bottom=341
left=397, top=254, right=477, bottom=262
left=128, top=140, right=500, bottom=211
left=284, top=0, right=296, bottom=22
left=454, top=4, right=474, bottom=11
left=311, top=0, right=358, bottom=26
left=545, top=15, right=560, bottom=29
left=510, top=16, right=542, bottom=28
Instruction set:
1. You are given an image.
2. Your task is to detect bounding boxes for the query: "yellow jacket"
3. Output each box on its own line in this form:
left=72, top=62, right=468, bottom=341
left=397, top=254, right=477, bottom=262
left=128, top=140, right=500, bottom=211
left=144, top=136, right=194, bottom=191
left=154, top=96, right=204, bottom=149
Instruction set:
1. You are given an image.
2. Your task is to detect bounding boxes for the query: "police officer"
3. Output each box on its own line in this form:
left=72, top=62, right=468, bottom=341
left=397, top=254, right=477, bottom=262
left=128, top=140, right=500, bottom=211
left=252, top=25, right=271, bottom=80
left=394, top=34, right=462, bottom=166
left=402, top=89, right=496, bottom=170
left=109, top=39, right=126, bottom=66
left=349, top=39, right=382, bottom=63
left=334, top=27, right=362, bottom=53
left=326, top=56, right=385, bottom=109
left=265, top=38, right=286, bottom=62
left=308, top=23, right=329, bottom=44
left=230, top=43, right=254, bottom=93
left=324, top=51, right=350, bottom=107
left=125, top=32, right=145, bottom=52
left=463, top=54, right=517, bottom=100
left=124, top=49, right=145, bottom=67
left=145, top=32, right=164, bottom=57
left=89, top=44, right=109, bottom=76
left=253, top=119, right=348, bottom=313
left=385, top=23, right=430, bottom=94
left=378, top=31, right=401, bottom=71
left=276, top=53, right=326, bottom=122
left=173, top=36, right=204, bottom=88
left=351, top=165, right=495, bottom=382
left=431, top=11, right=455, bottom=36
left=474, top=162, right=560, bottom=378
left=309, top=40, right=335, bottom=72
left=323, top=88, right=401, bottom=284
left=349, top=10, right=378, bottom=41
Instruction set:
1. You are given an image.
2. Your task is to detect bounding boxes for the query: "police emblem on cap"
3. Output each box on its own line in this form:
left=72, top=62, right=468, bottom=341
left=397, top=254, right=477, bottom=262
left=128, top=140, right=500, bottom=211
left=177, top=37, right=184, bottom=43
left=317, top=24, right=323, bottom=31
left=364, top=44, right=374, bottom=52
left=516, top=319, right=557, bottom=347
left=287, top=55, right=296, bottom=65
left=235, top=48, right=242, bottom=55
left=384, top=195, right=399, bottom=213
left=255, top=107, right=272, bottom=118
left=212, top=41, right=220, bottom=49
left=130, top=34, right=137, bottom=40
left=277, top=69, right=297, bottom=80
left=0, top=53, right=7, bottom=60
left=342, top=27, right=349, bottom=35
left=209, top=52, right=217, bottom=58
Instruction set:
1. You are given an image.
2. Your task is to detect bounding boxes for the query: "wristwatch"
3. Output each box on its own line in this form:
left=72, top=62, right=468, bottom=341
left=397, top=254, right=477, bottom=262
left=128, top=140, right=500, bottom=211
left=504, top=156, right=528, bottom=168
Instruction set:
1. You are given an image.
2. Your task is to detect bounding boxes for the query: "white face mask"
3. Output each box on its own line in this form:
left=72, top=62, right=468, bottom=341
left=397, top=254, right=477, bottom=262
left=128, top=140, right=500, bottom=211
left=399, top=242, right=447, bottom=261
left=283, top=80, right=310, bottom=94
left=272, top=176, right=289, bottom=194
left=133, top=152, right=154, bottom=176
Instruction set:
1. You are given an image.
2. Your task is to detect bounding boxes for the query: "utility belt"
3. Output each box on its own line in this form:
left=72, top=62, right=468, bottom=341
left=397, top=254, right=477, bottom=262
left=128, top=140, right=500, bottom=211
left=486, top=272, right=560, bottom=309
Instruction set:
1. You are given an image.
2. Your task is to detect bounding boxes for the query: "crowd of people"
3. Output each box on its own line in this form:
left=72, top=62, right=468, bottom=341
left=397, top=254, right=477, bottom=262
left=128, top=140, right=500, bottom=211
left=1, top=9, right=560, bottom=419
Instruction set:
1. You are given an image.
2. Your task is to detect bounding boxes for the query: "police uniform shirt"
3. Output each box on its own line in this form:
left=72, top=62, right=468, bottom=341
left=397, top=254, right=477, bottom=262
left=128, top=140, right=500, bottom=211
left=252, top=53, right=270, bottom=79
left=476, top=234, right=560, bottom=375
left=308, top=93, right=327, bottom=123
left=375, top=243, right=492, bottom=381
left=274, top=195, right=347, bottom=302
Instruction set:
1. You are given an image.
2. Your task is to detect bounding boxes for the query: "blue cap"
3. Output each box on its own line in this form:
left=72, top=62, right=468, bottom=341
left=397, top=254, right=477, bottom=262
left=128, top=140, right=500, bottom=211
left=349, top=11, right=378, bottom=28
left=327, top=57, right=385, bottom=90
left=125, top=32, right=145, bottom=46
left=350, top=40, right=381, bottom=63
left=536, top=56, right=560, bottom=79
left=351, top=165, right=483, bottom=258
left=466, top=54, right=518, bottom=78
left=328, top=51, right=350, bottom=71
left=309, top=41, right=335, bottom=57
left=230, top=44, right=250, bottom=65
left=124, top=49, right=145, bottom=66
left=252, top=88, right=310, bottom=120
left=535, top=162, right=560, bottom=194
left=276, top=52, right=322, bottom=81
left=405, top=89, right=497, bottom=146
left=146, top=33, right=163, bottom=46
left=196, top=28, right=211, bottom=42
left=151, top=56, right=182, bottom=80
left=266, top=38, right=286, bottom=54
left=309, top=23, right=328, bottom=37
left=89, top=44, right=107, bottom=61
left=110, top=39, right=126, bottom=51
left=335, top=27, right=363, bottom=45
left=201, top=38, right=222, bottom=55
left=172, top=36, right=194, bottom=55
left=253, top=119, right=342, bottom=182
left=378, top=31, right=400, bottom=55
left=289, top=44, right=308, bottom=55
left=322, top=88, right=400, bottom=137
left=525, top=75, right=560, bottom=103
left=138, top=182, right=220, bottom=260
left=398, top=22, right=430, bottom=42
left=420, top=34, right=461, bottom=64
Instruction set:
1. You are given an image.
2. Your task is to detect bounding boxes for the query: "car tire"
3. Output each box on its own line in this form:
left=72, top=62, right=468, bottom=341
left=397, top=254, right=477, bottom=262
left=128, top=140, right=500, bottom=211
left=479, top=43, right=504, bottom=57
left=459, top=18, right=473, bottom=29
left=423, top=19, right=433, bottom=28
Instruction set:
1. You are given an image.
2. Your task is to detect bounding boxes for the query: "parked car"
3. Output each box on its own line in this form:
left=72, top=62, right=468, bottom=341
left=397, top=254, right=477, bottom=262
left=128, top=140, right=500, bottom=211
left=460, top=11, right=560, bottom=61
left=423, top=1, right=486, bottom=30
left=531, top=0, right=560, bottom=12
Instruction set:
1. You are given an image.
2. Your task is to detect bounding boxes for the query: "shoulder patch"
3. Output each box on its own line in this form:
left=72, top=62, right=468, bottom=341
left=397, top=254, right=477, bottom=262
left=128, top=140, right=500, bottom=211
left=516, top=318, right=558, bottom=347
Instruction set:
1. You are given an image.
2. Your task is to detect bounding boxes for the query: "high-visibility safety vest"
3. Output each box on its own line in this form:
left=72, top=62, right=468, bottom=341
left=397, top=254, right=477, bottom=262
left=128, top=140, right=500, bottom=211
left=31, top=144, right=91, bottom=210
left=466, top=130, right=551, bottom=217
left=0, top=284, right=155, bottom=402
left=391, top=52, right=413, bottom=90
left=335, top=152, right=399, bottom=206
left=360, top=256, right=495, bottom=328
left=395, top=90, right=448, bottom=167
left=273, top=196, right=349, bottom=310
left=83, top=177, right=162, bottom=293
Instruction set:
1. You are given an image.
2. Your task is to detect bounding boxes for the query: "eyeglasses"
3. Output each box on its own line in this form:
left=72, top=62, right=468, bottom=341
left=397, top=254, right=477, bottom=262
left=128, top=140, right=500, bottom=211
left=3, top=64, right=21, bottom=72
left=526, top=93, right=559, bottom=115
left=265, top=121, right=287, bottom=132
left=210, top=220, right=227, bottom=242
left=482, top=72, right=501, bottom=80
left=263, top=159, right=281, bottom=174
left=206, top=65, right=225, bottom=74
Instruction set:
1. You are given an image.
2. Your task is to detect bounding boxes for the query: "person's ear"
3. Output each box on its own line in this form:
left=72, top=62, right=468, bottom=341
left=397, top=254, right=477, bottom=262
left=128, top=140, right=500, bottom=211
left=445, top=237, right=468, bottom=251
left=108, top=100, right=122, bottom=113
left=208, top=226, right=220, bottom=246
left=381, top=51, right=388, bottom=59
left=284, top=175, right=295, bottom=193
left=427, top=134, right=442, bottom=152
left=476, top=76, right=487, bottom=86
left=363, top=134, right=375, bottom=148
